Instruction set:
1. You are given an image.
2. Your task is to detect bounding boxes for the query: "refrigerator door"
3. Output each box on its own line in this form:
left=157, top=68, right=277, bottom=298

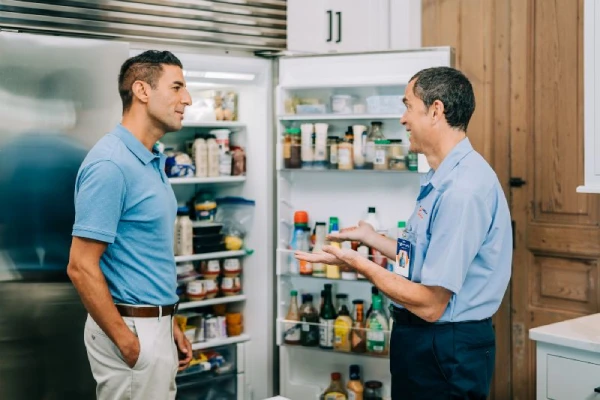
left=275, top=48, right=453, bottom=400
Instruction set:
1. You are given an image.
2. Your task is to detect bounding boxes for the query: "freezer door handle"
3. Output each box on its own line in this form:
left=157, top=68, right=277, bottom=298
left=336, top=11, right=342, bottom=43
left=326, top=10, right=332, bottom=42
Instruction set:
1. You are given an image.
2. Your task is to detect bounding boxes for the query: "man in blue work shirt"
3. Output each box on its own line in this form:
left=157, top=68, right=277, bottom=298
left=68, top=50, right=193, bottom=400
left=296, top=66, right=512, bottom=400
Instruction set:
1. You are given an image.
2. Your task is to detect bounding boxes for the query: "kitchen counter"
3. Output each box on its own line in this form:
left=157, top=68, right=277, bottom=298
left=529, top=313, right=600, bottom=400
left=529, top=313, right=600, bottom=352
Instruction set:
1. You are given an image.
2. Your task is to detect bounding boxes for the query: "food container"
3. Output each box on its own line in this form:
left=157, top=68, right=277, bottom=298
left=201, top=260, right=221, bottom=279
left=331, top=94, right=354, bottom=114
left=223, top=258, right=241, bottom=277
left=221, top=276, right=242, bottom=296
left=226, top=312, right=243, bottom=325
left=204, top=316, right=219, bottom=340
left=186, top=280, right=205, bottom=301
left=203, top=279, right=218, bottom=299
left=295, top=104, right=327, bottom=114
left=366, top=95, right=405, bottom=114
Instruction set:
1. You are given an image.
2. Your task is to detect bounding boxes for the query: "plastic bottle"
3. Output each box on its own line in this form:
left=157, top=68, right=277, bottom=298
left=300, top=123, right=314, bottom=169
left=352, top=125, right=367, bottom=169
left=192, top=138, right=208, bottom=177
left=366, top=294, right=389, bottom=355
left=207, top=137, right=220, bottom=177
left=321, top=372, right=348, bottom=400
left=289, top=211, right=310, bottom=275
left=314, top=123, right=329, bottom=169
left=319, top=284, right=337, bottom=349
left=284, top=290, right=301, bottom=345
left=175, top=206, right=193, bottom=256
left=312, top=222, right=327, bottom=277
left=364, top=207, right=380, bottom=231
left=326, top=217, right=341, bottom=279
left=347, top=365, right=364, bottom=400
left=333, top=294, right=353, bottom=352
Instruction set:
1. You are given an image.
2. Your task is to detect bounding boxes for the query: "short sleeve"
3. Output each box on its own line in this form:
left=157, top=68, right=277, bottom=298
left=72, top=160, right=126, bottom=244
left=420, top=188, right=492, bottom=294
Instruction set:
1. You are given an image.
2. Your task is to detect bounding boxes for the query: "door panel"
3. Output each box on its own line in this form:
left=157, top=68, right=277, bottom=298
left=511, top=0, right=597, bottom=399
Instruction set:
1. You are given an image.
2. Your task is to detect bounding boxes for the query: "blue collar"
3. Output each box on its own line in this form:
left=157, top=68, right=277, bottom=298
left=112, top=124, right=159, bottom=165
left=429, top=137, right=474, bottom=189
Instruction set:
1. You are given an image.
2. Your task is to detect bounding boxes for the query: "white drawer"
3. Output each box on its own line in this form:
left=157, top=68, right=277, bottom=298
left=547, top=355, right=600, bottom=399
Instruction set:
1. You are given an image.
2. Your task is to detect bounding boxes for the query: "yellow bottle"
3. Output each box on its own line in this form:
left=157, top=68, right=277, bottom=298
left=333, top=294, right=353, bottom=352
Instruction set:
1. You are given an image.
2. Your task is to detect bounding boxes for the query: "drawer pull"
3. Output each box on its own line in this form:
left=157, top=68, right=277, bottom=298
left=595, top=386, right=600, bottom=393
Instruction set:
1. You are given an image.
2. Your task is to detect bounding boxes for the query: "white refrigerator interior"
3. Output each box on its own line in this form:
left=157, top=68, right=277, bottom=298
left=276, top=49, right=452, bottom=400
left=129, top=46, right=275, bottom=400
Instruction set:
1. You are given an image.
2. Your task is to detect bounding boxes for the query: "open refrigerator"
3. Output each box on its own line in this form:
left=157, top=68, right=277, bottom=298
left=127, top=46, right=452, bottom=400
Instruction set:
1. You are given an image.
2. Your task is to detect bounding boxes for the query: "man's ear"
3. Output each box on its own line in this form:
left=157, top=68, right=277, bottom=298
left=431, top=99, right=445, bottom=123
left=131, top=80, right=150, bottom=105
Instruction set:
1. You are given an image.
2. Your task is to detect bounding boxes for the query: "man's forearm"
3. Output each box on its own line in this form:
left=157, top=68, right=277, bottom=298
left=362, top=231, right=397, bottom=260
left=351, top=256, right=446, bottom=322
left=68, top=261, right=135, bottom=349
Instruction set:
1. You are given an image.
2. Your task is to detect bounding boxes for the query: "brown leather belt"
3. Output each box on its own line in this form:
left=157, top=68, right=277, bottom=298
left=116, top=303, right=178, bottom=318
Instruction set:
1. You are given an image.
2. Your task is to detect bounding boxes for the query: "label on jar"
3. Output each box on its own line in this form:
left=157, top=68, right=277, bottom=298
left=284, top=321, right=301, bottom=342
left=324, top=393, right=346, bottom=400
left=348, top=392, right=357, bottom=400
left=206, top=260, right=220, bottom=273
left=223, top=258, right=240, bottom=272
left=186, top=281, right=204, bottom=295
left=329, top=146, right=338, bottom=164
left=374, top=149, right=386, bottom=165
left=221, top=277, right=234, bottom=290
left=319, top=318, right=334, bottom=348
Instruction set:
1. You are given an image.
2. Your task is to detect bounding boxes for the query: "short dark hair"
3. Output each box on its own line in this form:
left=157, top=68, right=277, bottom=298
left=118, top=50, right=183, bottom=112
left=409, top=66, right=475, bottom=132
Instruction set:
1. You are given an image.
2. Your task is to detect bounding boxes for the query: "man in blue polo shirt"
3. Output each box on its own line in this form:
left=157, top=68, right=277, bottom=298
left=296, top=67, right=512, bottom=399
left=68, top=50, right=193, bottom=400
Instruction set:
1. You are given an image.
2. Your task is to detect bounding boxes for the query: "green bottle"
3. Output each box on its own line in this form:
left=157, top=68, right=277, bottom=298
left=366, top=294, right=389, bottom=355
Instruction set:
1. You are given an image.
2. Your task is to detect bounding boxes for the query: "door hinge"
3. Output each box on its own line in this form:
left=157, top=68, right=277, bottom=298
left=509, top=177, right=527, bottom=187
left=511, top=220, right=516, bottom=249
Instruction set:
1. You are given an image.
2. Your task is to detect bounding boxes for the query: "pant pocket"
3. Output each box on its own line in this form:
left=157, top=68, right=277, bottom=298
left=130, top=318, right=159, bottom=371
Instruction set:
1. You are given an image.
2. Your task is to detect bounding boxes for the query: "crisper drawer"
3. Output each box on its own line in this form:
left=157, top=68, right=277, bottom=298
left=547, top=355, right=600, bottom=399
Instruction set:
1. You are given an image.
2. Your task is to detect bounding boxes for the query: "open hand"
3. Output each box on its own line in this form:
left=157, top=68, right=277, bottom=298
left=295, top=245, right=359, bottom=267
left=327, top=220, right=376, bottom=243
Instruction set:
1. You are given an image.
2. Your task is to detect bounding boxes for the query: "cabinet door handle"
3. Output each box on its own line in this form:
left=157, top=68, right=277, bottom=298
left=326, top=10, right=332, bottom=42
left=594, top=386, right=600, bottom=393
left=336, top=11, right=342, bottom=43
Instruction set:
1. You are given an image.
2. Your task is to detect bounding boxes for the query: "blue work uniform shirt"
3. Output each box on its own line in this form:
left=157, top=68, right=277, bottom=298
left=401, top=138, right=512, bottom=322
left=72, top=124, right=178, bottom=305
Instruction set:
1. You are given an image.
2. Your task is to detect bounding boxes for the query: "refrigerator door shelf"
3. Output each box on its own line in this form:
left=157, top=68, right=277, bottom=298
left=192, top=333, right=251, bottom=351
left=278, top=113, right=404, bottom=121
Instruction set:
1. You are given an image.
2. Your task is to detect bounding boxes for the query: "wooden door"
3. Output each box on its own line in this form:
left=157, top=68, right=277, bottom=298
left=510, top=0, right=598, bottom=399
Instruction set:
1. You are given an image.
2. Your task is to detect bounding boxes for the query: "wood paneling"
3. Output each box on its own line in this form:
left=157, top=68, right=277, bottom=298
left=422, top=1, right=511, bottom=398
left=424, top=0, right=596, bottom=399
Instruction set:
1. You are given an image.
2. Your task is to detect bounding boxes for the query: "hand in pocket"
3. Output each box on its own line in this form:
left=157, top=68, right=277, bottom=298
left=119, top=335, right=141, bottom=368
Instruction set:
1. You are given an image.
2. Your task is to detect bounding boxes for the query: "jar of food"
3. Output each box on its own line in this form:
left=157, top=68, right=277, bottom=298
left=203, top=279, right=218, bottom=298
left=221, top=276, right=242, bottom=296
left=186, top=280, right=205, bottom=301
left=201, top=259, right=220, bottom=279
left=389, top=139, right=404, bottom=159
left=338, top=139, right=353, bottom=170
left=283, top=128, right=302, bottom=169
left=373, top=139, right=390, bottom=170
left=195, top=200, right=217, bottom=222
left=364, top=380, right=383, bottom=400
left=327, top=136, right=339, bottom=169
left=223, top=258, right=241, bottom=277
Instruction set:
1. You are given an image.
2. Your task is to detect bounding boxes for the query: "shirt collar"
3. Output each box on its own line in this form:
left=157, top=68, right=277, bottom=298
left=112, top=124, right=159, bottom=165
left=428, top=137, right=474, bottom=188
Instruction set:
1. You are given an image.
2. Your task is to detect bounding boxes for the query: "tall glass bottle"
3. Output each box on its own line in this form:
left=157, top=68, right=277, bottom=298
left=351, top=299, right=367, bottom=353
left=319, top=284, right=337, bottom=349
left=364, top=121, right=385, bottom=169
left=284, top=290, right=301, bottom=345
left=326, top=217, right=341, bottom=279
left=300, top=294, right=320, bottom=347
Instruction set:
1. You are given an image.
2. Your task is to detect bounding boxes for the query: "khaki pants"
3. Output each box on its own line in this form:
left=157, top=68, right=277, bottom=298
left=84, top=313, right=178, bottom=400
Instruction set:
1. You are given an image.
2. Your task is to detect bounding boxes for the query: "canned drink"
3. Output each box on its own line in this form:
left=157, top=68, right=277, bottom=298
left=204, top=316, right=219, bottom=340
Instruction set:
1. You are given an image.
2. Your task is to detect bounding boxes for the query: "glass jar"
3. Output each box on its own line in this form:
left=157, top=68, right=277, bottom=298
left=373, top=139, right=390, bottom=170
left=364, top=380, right=383, bottom=400
left=327, top=136, right=339, bottom=169
left=338, top=139, right=353, bottom=170
left=283, top=128, right=302, bottom=169
left=406, top=151, right=418, bottom=171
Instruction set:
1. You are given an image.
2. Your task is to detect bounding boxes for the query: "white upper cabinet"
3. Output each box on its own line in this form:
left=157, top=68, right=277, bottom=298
left=579, top=0, right=600, bottom=193
left=287, top=0, right=390, bottom=54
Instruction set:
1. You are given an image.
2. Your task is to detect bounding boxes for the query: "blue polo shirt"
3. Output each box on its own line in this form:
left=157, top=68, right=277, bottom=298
left=401, top=138, right=512, bottom=322
left=72, top=124, right=178, bottom=305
